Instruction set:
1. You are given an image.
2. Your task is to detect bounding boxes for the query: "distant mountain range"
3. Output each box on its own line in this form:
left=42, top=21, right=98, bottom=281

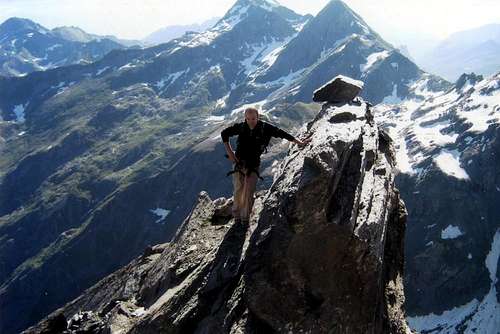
left=0, top=17, right=140, bottom=77
left=420, top=23, right=500, bottom=81
left=0, top=16, right=225, bottom=78
left=143, top=17, right=220, bottom=45
left=0, top=0, right=499, bottom=333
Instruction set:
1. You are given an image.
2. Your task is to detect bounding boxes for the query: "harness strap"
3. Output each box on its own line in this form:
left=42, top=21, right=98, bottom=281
left=226, top=164, right=264, bottom=180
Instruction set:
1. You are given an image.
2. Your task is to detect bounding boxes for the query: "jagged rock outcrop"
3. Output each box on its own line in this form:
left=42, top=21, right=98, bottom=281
left=25, top=81, right=410, bottom=333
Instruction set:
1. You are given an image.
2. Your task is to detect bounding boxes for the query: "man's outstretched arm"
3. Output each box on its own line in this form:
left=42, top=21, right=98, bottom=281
left=268, top=123, right=312, bottom=147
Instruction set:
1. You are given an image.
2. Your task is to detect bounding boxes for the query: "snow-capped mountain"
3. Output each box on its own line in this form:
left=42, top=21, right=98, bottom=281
left=375, top=72, right=500, bottom=332
left=0, top=17, right=129, bottom=77
left=420, top=24, right=500, bottom=82
left=213, top=0, right=449, bottom=110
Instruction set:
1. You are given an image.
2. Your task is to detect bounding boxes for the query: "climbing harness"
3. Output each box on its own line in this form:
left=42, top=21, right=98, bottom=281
left=225, top=159, right=264, bottom=181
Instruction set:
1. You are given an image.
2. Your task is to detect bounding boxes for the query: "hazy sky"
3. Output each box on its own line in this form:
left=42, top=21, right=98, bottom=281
left=0, top=0, right=499, bottom=45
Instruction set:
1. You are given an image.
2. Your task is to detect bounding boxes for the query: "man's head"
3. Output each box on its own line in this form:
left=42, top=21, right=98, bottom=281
left=244, top=107, right=259, bottom=129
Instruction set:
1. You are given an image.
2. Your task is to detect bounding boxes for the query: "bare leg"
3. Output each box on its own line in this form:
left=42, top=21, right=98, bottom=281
left=240, top=168, right=259, bottom=221
left=232, top=167, right=245, bottom=220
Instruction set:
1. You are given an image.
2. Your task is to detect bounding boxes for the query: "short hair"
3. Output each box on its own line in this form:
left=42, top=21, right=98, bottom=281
left=244, top=107, right=259, bottom=117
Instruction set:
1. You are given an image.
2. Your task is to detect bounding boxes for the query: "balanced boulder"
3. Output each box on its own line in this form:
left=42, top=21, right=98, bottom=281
left=313, top=74, right=364, bottom=103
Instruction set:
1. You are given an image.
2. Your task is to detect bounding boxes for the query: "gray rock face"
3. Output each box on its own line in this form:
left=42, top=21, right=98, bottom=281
left=455, top=72, right=484, bottom=91
left=25, top=97, right=410, bottom=333
left=312, top=75, right=364, bottom=102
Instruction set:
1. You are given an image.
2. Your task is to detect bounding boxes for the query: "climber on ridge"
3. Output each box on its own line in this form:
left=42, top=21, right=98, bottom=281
left=221, top=107, right=311, bottom=226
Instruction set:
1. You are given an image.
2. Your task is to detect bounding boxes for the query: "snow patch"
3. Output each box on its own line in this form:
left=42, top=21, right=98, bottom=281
left=155, top=69, right=188, bottom=90
left=47, top=44, right=62, bottom=51
left=13, top=104, right=26, bottom=123
left=131, top=307, right=146, bottom=317
left=53, top=81, right=76, bottom=96
left=205, top=115, right=225, bottom=122
left=394, top=136, right=414, bottom=174
left=413, top=120, right=458, bottom=148
left=485, top=230, right=500, bottom=282
left=381, top=84, right=402, bottom=104
left=150, top=207, right=171, bottom=224
left=441, top=225, right=464, bottom=239
left=118, top=63, right=137, bottom=71
left=96, top=66, right=110, bottom=76
left=360, top=50, right=390, bottom=72
left=434, top=149, right=469, bottom=180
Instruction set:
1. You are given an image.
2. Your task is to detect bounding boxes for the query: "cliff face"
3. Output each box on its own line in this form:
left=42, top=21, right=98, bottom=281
left=26, top=93, right=410, bottom=333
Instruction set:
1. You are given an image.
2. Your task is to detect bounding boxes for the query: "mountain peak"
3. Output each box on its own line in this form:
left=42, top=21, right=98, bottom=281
left=315, top=0, right=374, bottom=36
left=254, top=0, right=392, bottom=82
left=222, top=0, right=279, bottom=18
left=0, top=17, right=47, bottom=35
left=52, top=26, right=95, bottom=43
left=221, top=0, right=302, bottom=23
left=232, top=0, right=281, bottom=10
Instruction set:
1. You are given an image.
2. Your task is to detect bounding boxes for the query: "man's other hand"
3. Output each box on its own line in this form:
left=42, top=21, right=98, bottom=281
left=228, top=151, right=239, bottom=164
left=294, top=137, right=312, bottom=148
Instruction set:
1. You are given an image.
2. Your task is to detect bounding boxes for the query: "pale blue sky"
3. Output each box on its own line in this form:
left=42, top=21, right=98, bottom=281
left=0, top=0, right=499, bottom=44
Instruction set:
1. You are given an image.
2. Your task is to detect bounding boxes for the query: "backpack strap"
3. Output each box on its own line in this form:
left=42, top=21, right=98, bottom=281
left=259, top=121, right=270, bottom=154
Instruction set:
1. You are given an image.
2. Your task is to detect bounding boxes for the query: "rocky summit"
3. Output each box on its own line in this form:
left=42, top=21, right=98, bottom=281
left=25, top=78, right=411, bottom=334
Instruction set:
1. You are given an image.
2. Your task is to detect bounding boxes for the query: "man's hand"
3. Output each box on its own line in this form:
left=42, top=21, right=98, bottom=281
left=294, top=137, right=312, bottom=148
left=223, top=141, right=239, bottom=164
left=228, top=150, right=239, bottom=164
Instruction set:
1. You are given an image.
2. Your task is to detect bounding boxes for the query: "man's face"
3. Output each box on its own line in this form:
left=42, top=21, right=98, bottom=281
left=245, top=110, right=259, bottom=129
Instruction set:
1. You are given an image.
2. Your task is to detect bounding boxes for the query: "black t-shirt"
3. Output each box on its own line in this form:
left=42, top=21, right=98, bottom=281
left=221, top=120, right=295, bottom=168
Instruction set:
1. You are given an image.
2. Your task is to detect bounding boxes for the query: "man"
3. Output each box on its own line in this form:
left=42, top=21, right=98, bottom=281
left=221, top=107, right=311, bottom=226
